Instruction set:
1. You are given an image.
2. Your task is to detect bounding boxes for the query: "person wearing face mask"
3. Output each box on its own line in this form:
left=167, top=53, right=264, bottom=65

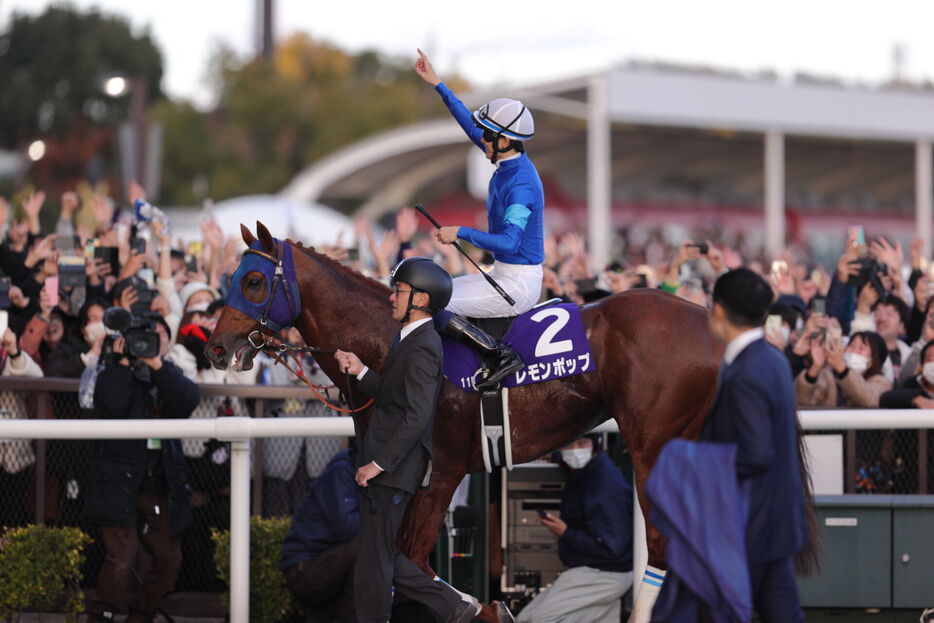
left=795, top=331, right=891, bottom=408
left=882, top=341, right=934, bottom=408
left=43, top=298, right=108, bottom=378
left=517, top=435, right=634, bottom=623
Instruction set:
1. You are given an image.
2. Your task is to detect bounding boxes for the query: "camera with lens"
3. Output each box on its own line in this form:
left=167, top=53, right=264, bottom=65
left=102, top=307, right=161, bottom=361
left=847, top=257, right=889, bottom=297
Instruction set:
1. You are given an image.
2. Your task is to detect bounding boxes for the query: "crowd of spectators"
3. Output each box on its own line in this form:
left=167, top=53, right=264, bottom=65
left=0, top=185, right=930, bottom=546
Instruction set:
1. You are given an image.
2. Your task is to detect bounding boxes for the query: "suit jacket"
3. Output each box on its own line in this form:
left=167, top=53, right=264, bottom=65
left=358, top=321, right=442, bottom=493
left=701, top=338, right=806, bottom=564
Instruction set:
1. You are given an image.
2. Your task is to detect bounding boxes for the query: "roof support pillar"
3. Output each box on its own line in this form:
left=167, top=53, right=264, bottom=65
left=587, top=74, right=612, bottom=271
left=916, top=140, right=932, bottom=261
left=764, top=129, right=785, bottom=259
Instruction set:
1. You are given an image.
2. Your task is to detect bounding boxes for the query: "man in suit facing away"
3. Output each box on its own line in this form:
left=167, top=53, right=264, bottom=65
left=335, top=257, right=504, bottom=623
left=702, top=268, right=807, bottom=622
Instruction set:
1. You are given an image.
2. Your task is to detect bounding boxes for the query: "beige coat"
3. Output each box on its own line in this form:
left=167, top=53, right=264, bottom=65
left=795, top=367, right=892, bottom=408
left=0, top=351, right=44, bottom=474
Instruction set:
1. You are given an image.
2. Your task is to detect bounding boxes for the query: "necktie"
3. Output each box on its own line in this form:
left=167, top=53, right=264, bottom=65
left=391, top=334, right=401, bottom=350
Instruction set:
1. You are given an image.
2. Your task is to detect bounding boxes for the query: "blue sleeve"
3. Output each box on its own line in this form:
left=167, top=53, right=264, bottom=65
left=435, top=82, right=484, bottom=150
left=317, top=463, right=360, bottom=542
left=458, top=223, right=524, bottom=255
left=457, top=203, right=531, bottom=254
left=826, top=276, right=855, bottom=335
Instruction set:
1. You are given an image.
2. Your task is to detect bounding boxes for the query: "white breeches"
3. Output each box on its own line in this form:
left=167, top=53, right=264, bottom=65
left=446, top=262, right=543, bottom=318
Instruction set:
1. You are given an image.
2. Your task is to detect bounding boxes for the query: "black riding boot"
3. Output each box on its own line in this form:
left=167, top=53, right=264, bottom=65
left=442, top=314, right=524, bottom=391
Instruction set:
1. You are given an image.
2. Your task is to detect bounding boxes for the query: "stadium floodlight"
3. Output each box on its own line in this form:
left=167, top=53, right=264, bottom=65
left=104, top=76, right=128, bottom=97
left=27, top=140, right=46, bottom=162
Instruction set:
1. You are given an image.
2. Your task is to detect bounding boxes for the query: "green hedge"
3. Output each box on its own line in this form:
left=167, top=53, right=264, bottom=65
left=0, top=524, right=91, bottom=622
left=212, top=516, right=300, bottom=623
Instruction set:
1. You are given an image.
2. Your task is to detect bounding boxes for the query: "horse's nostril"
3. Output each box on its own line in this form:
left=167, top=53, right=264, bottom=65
left=212, top=345, right=227, bottom=359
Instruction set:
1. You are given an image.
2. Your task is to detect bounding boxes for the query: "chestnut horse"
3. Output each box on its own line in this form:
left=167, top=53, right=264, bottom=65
left=207, top=223, right=735, bottom=621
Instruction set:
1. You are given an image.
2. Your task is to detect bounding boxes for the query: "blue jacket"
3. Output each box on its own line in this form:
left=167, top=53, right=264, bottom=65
left=557, top=452, right=633, bottom=573
left=280, top=449, right=359, bottom=571
left=648, top=440, right=752, bottom=623
left=435, top=83, right=545, bottom=265
left=701, top=339, right=806, bottom=564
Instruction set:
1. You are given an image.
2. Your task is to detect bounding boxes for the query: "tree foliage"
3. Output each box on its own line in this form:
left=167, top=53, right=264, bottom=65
left=0, top=6, right=164, bottom=147
left=156, top=34, right=469, bottom=204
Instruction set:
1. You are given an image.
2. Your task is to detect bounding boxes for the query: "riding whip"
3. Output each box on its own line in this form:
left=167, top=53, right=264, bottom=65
left=414, top=203, right=516, bottom=307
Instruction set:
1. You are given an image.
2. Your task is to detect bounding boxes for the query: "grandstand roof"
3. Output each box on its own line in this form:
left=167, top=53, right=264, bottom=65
left=281, top=64, right=933, bottom=228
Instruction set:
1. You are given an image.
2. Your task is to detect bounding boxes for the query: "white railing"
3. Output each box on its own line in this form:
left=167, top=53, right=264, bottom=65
left=0, top=416, right=355, bottom=623
left=2, top=409, right=934, bottom=621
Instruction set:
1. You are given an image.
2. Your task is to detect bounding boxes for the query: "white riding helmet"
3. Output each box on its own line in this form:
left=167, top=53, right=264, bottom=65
left=473, top=98, right=535, bottom=142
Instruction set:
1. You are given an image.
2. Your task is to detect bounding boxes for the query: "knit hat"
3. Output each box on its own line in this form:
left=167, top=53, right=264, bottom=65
left=178, top=281, right=220, bottom=312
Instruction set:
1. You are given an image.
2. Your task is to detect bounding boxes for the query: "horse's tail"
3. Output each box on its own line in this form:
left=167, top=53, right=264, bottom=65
left=794, top=417, right=822, bottom=576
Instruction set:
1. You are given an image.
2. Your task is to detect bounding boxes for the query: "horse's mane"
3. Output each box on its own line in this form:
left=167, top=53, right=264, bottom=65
left=284, top=238, right=391, bottom=300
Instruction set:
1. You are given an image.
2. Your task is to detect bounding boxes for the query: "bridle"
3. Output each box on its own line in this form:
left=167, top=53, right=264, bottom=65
left=228, top=238, right=373, bottom=414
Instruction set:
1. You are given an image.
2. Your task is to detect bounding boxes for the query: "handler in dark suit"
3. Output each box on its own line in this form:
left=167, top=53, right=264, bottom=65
left=702, top=268, right=807, bottom=622
left=335, top=257, right=484, bottom=623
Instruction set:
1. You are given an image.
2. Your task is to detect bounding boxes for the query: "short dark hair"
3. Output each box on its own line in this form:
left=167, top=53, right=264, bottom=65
left=712, top=268, right=773, bottom=328
left=850, top=331, right=888, bottom=378
left=871, top=294, right=910, bottom=328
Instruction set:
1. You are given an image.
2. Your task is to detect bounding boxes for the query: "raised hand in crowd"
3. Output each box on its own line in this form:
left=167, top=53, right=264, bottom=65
left=396, top=206, right=418, bottom=244
left=542, top=266, right=565, bottom=297
left=793, top=313, right=827, bottom=358
left=118, top=285, right=139, bottom=312
left=1, top=327, right=20, bottom=356
left=836, top=247, right=860, bottom=283
left=85, top=258, right=111, bottom=287
left=373, top=229, right=400, bottom=279
left=118, top=250, right=146, bottom=281
left=128, top=179, right=147, bottom=204
left=705, top=241, right=725, bottom=275
left=429, top=235, right=464, bottom=277
left=24, top=234, right=58, bottom=269
left=8, top=285, right=28, bottom=310
left=22, top=190, right=45, bottom=235
left=663, top=240, right=702, bottom=286
left=910, top=238, right=924, bottom=271
left=913, top=278, right=931, bottom=313
left=869, top=237, right=903, bottom=273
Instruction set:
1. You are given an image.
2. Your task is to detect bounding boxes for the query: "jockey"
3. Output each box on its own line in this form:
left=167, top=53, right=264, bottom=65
left=416, top=49, right=545, bottom=392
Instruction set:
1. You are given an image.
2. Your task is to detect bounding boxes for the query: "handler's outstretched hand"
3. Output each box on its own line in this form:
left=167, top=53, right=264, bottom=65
left=415, top=48, right=441, bottom=86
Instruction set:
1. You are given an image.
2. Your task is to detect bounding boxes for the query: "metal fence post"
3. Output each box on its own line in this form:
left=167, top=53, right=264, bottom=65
left=229, top=438, right=251, bottom=623
left=35, top=392, right=48, bottom=525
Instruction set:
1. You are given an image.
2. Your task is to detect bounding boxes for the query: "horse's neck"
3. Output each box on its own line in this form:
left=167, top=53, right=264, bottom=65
left=292, top=249, right=397, bottom=371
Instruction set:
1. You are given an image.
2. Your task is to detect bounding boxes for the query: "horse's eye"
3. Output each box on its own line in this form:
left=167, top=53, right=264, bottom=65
left=247, top=277, right=262, bottom=289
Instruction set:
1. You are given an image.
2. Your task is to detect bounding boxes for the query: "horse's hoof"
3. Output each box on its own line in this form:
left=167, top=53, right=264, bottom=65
left=495, top=601, right=517, bottom=623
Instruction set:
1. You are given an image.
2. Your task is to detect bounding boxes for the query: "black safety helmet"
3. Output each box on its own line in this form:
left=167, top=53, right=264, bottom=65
left=390, top=257, right=453, bottom=318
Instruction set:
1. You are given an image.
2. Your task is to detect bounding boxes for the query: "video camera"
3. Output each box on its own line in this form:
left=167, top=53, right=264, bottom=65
left=102, top=307, right=161, bottom=361
left=847, top=257, right=889, bottom=298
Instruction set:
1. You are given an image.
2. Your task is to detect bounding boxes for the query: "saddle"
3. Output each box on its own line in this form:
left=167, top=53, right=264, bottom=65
left=441, top=299, right=597, bottom=472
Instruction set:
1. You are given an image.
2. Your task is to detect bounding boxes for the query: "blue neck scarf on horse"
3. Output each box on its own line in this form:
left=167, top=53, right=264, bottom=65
left=226, top=239, right=302, bottom=332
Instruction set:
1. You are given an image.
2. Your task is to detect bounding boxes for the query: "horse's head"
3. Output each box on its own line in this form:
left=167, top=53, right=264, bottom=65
left=206, top=221, right=302, bottom=372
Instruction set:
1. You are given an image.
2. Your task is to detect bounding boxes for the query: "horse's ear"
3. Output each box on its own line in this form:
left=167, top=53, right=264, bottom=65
left=256, top=221, right=275, bottom=253
left=241, top=224, right=256, bottom=247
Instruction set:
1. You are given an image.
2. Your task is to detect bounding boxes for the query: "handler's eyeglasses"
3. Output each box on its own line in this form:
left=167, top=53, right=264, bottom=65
left=392, top=285, right=412, bottom=296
